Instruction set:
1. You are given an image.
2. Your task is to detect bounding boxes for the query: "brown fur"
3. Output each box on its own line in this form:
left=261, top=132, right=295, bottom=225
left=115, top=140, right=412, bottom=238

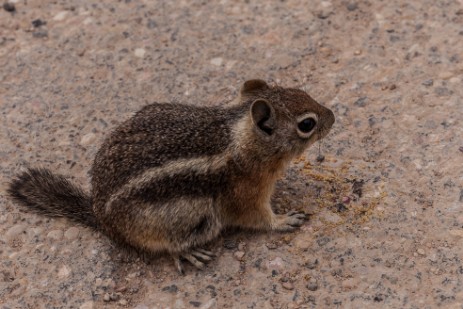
left=7, top=79, right=335, bottom=273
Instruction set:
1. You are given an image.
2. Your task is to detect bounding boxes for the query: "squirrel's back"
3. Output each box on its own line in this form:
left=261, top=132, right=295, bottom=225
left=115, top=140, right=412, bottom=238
left=90, top=102, right=247, bottom=204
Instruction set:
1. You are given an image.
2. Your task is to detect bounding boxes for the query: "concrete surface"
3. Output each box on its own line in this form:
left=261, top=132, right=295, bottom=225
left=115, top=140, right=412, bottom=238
left=0, top=0, right=462, bottom=308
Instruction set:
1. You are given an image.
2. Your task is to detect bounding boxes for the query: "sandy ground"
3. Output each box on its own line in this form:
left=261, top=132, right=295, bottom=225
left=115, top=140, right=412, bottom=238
left=1, top=0, right=462, bottom=308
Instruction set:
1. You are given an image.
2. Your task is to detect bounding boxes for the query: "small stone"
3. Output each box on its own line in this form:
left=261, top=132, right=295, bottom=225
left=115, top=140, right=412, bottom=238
left=119, top=299, right=128, bottom=306
left=307, top=280, right=319, bottom=291
left=6, top=224, right=26, bottom=240
left=282, top=282, right=294, bottom=290
left=342, top=278, right=357, bottom=290
left=32, top=29, right=48, bottom=38
left=134, top=48, right=146, bottom=58
left=189, top=301, right=201, bottom=308
left=266, top=242, right=278, bottom=250
left=342, top=196, right=351, bottom=204
left=53, top=11, right=68, bottom=21
left=162, top=284, right=178, bottom=293
left=3, top=2, right=16, bottom=12
left=354, top=50, right=362, bottom=55
left=417, top=248, right=426, bottom=256
left=79, top=301, right=94, bottom=309
left=316, top=154, right=325, bottom=162
left=47, top=230, right=63, bottom=241
left=438, top=71, right=453, bottom=79
left=32, top=19, right=46, bottom=27
left=110, top=293, right=121, bottom=301
left=317, top=237, right=330, bottom=247
left=200, top=299, right=217, bottom=309
left=354, top=96, right=367, bottom=107
left=95, top=278, right=103, bottom=286
left=58, top=265, right=71, bottom=278
left=267, top=257, right=285, bottom=270
left=64, top=227, right=80, bottom=240
left=323, top=212, right=342, bottom=224
left=223, top=239, right=237, bottom=250
left=346, top=3, right=358, bottom=11
left=435, top=87, right=452, bottom=97
left=80, top=133, right=97, bottom=146
left=103, top=293, right=111, bottom=302
left=422, top=79, right=433, bottom=86
left=147, top=19, right=157, bottom=29
left=449, top=230, right=463, bottom=238
left=305, top=259, right=319, bottom=269
left=234, top=251, right=245, bottom=261
left=333, top=203, right=348, bottom=213
left=210, top=57, right=223, bottom=66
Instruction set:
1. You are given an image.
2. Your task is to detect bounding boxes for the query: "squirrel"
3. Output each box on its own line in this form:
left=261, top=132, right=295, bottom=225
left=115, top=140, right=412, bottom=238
left=7, top=79, right=335, bottom=273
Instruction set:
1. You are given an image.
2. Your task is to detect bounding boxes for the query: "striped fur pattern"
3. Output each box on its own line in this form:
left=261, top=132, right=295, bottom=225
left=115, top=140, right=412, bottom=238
left=7, top=79, right=335, bottom=273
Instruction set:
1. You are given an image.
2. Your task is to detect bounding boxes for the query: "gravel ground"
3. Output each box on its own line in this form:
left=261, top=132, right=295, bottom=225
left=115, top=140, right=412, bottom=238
left=1, top=0, right=462, bottom=308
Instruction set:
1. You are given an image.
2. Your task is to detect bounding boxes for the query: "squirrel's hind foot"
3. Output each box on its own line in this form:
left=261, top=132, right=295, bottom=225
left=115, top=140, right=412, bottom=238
left=272, top=211, right=308, bottom=232
left=172, top=248, right=216, bottom=275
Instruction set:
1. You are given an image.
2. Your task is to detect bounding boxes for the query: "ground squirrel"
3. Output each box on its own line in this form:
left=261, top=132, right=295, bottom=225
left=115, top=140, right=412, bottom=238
left=8, top=79, right=335, bottom=273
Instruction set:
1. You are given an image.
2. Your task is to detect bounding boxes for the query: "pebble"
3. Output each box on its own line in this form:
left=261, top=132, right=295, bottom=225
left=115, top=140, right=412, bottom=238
left=417, top=248, right=426, bottom=256
left=47, top=230, right=63, bottom=241
left=354, top=96, right=367, bottom=107
left=95, top=278, right=103, bottom=286
left=80, top=133, right=97, bottom=146
left=79, top=301, right=94, bottom=309
left=234, top=251, right=245, bottom=261
left=200, top=299, right=217, bottom=309
left=322, top=212, right=342, bottom=224
left=438, top=71, right=453, bottom=79
left=103, top=293, right=111, bottom=302
left=32, top=19, right=46, bottom=28
left=134, top=48, right=146, bottom=58
left=119, top=299, right=128, bottom=306
left=282, top=282, right=294, bottom=290
left=422, top=79, right=433, bottom=86
left=342, top=196, right=351, bottom=204
left=449, top=230, right=463, bottom=238
left=223, top=239, right=237, bottom=250
left=342, top=278, right=358, bottom=289
left=6, top=224, right=26, bottom=240
left=58, top=265, right=71, bottom=278
left=64, top=227, right=80, bottom=240
left=305, top=259, right=319, bottom=269
left=346, top=3, right=358, bottom=11
left=307, top=279, right=319, bottom=291
left=53, top=11, right=68, bottom=21
left=3, top=2, right=16, bottom=12
left=267, top=257, right=285, bottom=270
left=210, top=57, right=223, bottom=66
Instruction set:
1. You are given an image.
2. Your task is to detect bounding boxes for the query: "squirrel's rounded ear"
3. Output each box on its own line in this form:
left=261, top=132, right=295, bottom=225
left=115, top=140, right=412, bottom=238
left=251, top=99, right=275, bottom=136
left=241, top=79, right=269, bottom=96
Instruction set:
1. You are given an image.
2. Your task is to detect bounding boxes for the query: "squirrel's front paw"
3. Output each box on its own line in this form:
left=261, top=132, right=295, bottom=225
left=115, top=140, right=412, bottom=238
left=272, top=211, right=308, bottom=232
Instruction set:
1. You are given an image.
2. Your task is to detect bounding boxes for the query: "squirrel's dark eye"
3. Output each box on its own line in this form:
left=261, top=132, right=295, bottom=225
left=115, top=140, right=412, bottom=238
left=298, top=118, right=317, bottom=133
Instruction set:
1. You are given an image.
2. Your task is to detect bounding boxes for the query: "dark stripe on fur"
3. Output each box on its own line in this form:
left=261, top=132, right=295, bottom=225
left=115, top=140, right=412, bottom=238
left=7, top=168, right=97, bottom=228
left=131, top=169, right=229, bottom=204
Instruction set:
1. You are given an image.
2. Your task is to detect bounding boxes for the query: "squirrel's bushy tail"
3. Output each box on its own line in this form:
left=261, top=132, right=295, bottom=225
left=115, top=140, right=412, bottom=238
left=7, top=168, right=97, bottom=228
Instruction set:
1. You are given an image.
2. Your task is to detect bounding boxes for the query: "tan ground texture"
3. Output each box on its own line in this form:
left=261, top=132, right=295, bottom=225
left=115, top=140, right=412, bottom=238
left=1, top=0, right=463, bottom=308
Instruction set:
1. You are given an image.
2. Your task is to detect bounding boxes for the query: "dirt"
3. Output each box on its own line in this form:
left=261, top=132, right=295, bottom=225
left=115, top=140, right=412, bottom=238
left=1, top=0, right=462, bottom=308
